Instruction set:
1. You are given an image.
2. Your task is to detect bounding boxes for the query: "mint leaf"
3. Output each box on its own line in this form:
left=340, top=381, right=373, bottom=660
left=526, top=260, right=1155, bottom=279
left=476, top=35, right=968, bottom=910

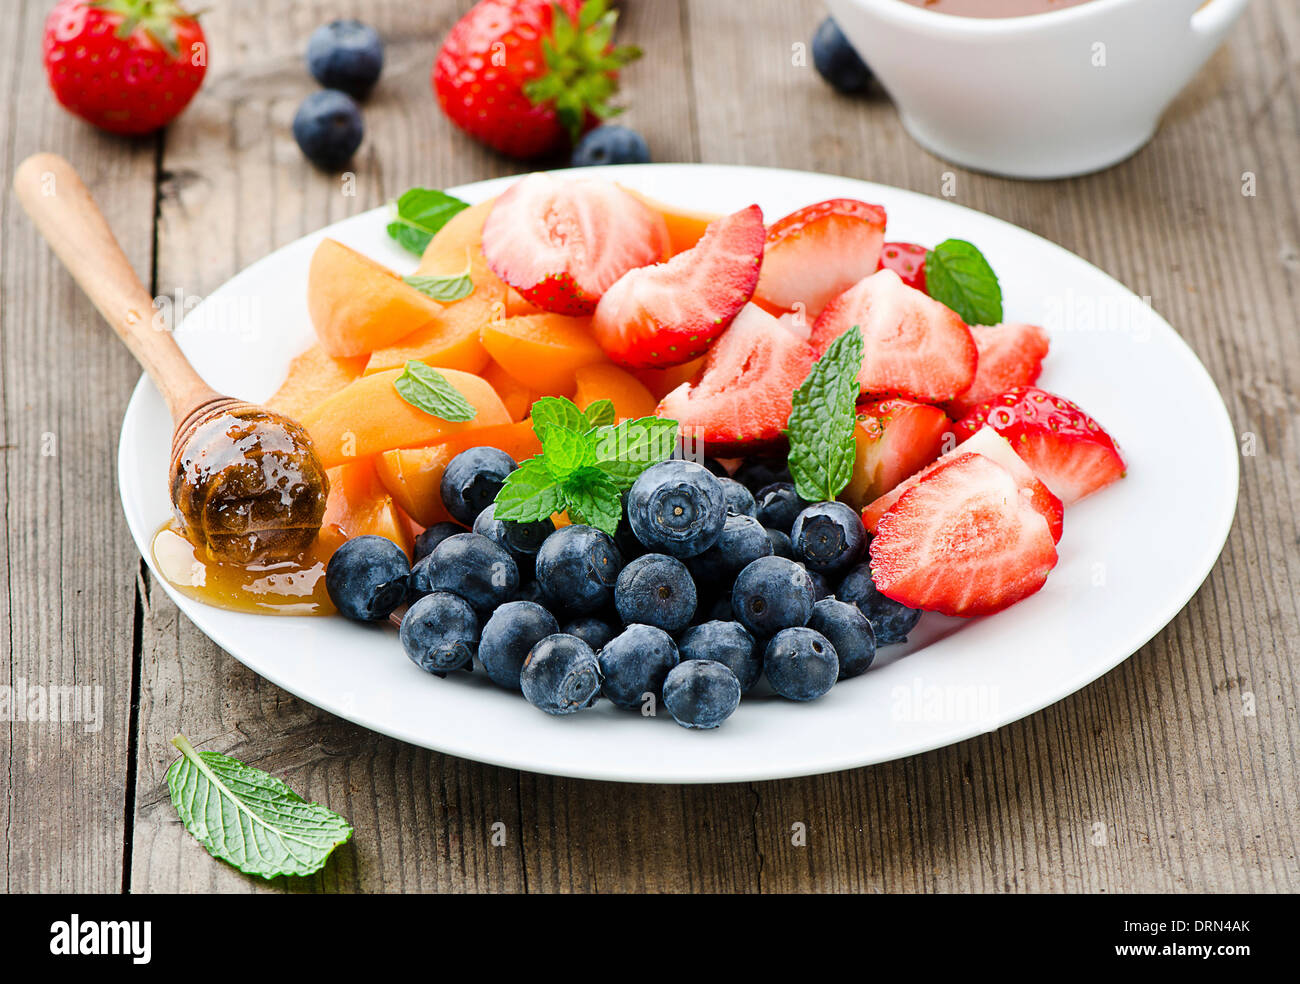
left=582, top=399, right=616, bottom=428
left=562, top=468, right=623, bottom=535
left=402, top=272, right=474, bottom=303
left=539, top=424, right=594, bottom=479
left=496, top=458, right=566, bottom=523
left=786, top=326, right=863, bottom=503
left=924, top=239, right=1003, bottom=326
left=531, top=396, right=588, bottom=441
left=386, top=188, right=470, bottom=256
left=591, top=417, right=679, bottom=489
left=165, top=734, right=352, bottom=880
left=394, top=361, right=477, bottom=421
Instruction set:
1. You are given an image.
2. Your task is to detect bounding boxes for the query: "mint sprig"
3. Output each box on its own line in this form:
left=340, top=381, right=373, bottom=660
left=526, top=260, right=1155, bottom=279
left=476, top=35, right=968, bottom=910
left=924, top=239, right=1003, bottom=326
left=165, top=734, right=353, bottom=880
left=386, top=188, right=470, bottom=256
left=786, top=326, right=864, bottom=503
left=402, top=271, right=474, bottom=303
left=495, top=396, right=678, bottom=535
left=394, top=360, right=477, bottom=421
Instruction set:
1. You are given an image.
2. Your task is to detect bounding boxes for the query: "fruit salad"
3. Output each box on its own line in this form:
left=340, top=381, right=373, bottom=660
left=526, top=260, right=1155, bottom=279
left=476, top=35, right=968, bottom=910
left=173, top=171, right=1127, bottom=730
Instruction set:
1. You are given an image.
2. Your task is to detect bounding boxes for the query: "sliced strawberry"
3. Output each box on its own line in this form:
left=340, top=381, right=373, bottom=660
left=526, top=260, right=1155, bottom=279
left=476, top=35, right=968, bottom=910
left=945, top=322, right=1050, bottom=418
left=877, top=242, right=927, bottom=292
left=753, top=198, right=886, bottom=318
left=840, top=398, right=951, bottom=510
left=481, top=173, right=670, bottom=316
left=954, top=386, right=1125, bottom=505
left=862, top=425, right=1063, bottom=542
left=590, top=205, right=765, bottom=369
left=810, top=269, right=977, bottom=402
left=657, top=303, right=815, bottom=454
left=870, top=452, right=1058, bottom=617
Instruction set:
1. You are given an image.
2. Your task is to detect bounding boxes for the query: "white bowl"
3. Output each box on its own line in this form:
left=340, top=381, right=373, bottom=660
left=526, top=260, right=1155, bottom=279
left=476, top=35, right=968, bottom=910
left=825, top=0, right=1251, bottom=179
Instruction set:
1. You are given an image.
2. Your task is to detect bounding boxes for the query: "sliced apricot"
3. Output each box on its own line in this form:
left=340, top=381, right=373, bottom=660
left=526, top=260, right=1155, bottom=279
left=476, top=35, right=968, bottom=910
left=625, top=189, right=721, bottom=256
left=308, top=238, right=443, bottom=357
left=633, top=356, right=706, bottom=401
left=318, top=460, right=414, bottom=559
left=363, top=301, right=493, bottom=375
left=573, top=363, right=658, bottom=419
left=480, top=313, right=606, bottom=394
left=302, top=367, right=511, bottom=467
left=417, top=199, right=495, bottom=273
left=374, top=420, right=542, bottom=527
left=483, top=360, right=544, bottom=421
left=267, top=344, right=367, bottom=421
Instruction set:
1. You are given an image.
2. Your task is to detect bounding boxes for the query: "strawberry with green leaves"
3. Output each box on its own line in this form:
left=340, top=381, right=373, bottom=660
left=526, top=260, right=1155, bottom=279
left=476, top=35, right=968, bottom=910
left=433, top=0, right=641, bottom=159
left=43, top=0, right=207, bottom=135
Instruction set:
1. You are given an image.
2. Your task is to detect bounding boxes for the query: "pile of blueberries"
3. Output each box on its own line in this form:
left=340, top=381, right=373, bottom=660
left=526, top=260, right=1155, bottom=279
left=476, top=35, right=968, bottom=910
left=325, top=447, right=921, bottom=730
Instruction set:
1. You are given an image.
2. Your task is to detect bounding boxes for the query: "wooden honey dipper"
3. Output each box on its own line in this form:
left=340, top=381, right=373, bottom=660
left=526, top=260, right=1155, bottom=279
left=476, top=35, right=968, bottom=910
left=15, top=153, right=328, bottom=564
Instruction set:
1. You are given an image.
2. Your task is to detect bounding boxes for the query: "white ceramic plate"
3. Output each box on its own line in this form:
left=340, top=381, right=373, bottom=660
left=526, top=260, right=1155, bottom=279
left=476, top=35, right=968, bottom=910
left=118, top=164, right=1238, bottom=783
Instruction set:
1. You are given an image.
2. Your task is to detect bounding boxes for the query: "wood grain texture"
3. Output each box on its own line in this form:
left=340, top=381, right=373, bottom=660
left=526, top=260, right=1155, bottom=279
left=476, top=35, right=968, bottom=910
left=1, top=0, right=1296, bottom=893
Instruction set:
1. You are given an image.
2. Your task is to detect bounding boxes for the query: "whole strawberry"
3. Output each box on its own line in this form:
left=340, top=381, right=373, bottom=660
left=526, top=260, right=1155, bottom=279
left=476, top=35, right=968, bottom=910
left=43, top=0, right=207, bottom=136
left=433, top=0, right=640, bottom=159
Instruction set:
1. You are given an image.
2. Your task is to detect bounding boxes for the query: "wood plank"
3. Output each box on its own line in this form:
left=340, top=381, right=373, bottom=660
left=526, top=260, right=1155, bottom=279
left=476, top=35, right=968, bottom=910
left=0, top=3, right=158, bottom=890
left=688, top=0, right=1300, bottom=892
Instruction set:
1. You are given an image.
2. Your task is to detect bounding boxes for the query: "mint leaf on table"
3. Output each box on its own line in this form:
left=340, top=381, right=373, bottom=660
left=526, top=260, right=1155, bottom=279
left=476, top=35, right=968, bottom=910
left=924, top=239, right=1003, bottom=326
left=165, top=734, right=352, bottom=880
left=494, top=396, right=676, bottom=536
left=386, top=188, right=470, bottom=256
left=394, top=360, right=477, bottom=421
left=402, top=272, right=474, bottom=303
left=786, top=325, right=864, bottom=504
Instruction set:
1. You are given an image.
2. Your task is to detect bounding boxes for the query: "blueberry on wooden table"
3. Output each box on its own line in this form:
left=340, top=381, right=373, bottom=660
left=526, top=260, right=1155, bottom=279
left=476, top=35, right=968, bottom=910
left=764, top=627, right=839, bottom=701
left=663, top=660, right=742, bottom=729
left=837, top=562, right=922, bottom=645
left=615, top=553, right=698, bottom=633
left=599, top=624, right=680, bottom=710
left=627, top=459, right=727, bottom=558
left=812, top=17, right=873, bottom=95
left=520, top=634, right=602, bottom=716
left=571, top=124, right=651, bottom=167
left=791, top=501, right=868, bottom=576
left=324, top=535, right=409, bottom=621
left=292, top=89, right=363, bottom=171
left=731, top=556, right=815, bottom=638
left=479, top=600, right=560, bottom=691
left=306, top=19, right=384, bottom=99
left=808, top=598, right=877, bottom=679
left=677, top=620, right=761, bottom=693
left=440, top=447, right=517, bottom=527
left=400, top=592, right=478, bottom=676
left=535, top=525, right=623, bottom=615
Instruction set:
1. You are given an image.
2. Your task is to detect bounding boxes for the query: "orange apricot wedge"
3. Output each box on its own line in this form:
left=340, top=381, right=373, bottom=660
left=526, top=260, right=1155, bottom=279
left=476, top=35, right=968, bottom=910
left=480, top=313, right=606, bottom=394
left=267, top=344, right=367, bottom=421
left=573, top=363, right=658, bottom=419
left=301, top=367, right=510, bottom=467
left=483, top=360, right=544, bottom=421
left=318, top=459, right=414, bottom=559
left=308, top=238, right=443, bottom=357
left=633, top=356, right=706, bottom=401
left=625, top=189, right=721, bottom=256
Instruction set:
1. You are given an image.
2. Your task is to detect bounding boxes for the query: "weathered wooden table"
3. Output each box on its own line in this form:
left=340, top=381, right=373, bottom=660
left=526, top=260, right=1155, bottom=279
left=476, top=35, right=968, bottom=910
left=2, top=0, right=1296, bottom=893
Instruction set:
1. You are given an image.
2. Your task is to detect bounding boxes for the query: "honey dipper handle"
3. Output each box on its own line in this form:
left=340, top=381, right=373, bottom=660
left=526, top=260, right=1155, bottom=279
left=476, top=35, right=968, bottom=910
left=13, top=152, right=218, bottom=421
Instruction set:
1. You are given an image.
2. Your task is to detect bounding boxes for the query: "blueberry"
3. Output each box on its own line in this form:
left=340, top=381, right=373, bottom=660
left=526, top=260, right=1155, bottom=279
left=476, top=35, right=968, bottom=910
left=599, top=624, right=680, bottom=709
left=663, top=660, right=742, bottom=729
left=766, top=527, right=795, bottom=559
left=718, top=477, right=757, bottom=517
left=701, top=593, right=735, bottom=623
left=410, top=532, right=518, bottom=612
left=612, top=491, right=646, bottom=561
left=292, top=89, right=364, bottom=171
left=628, top=459, right=727, bottom=558
left=325, top=534, right=409, bottom=621
left=520, top=634, right=602, bottom=715
left=687, top=514, right=773, bottom=584
left=808, top=598, right=877, bottom=679
left=440, top=447, right=517, bottom=526
left=734, top=458, right=792, bottom=493
left=764, top=627, right=839, bottom=701
left=614, top=553, right=697, bottom=633
left=678, top=620, right=760, bottom=692
left=812, top=17, right=873, bottom=95
left=755, top=482, right=807, bottom=532
left=570, top=124, right=651, bottom=167
left=731, top=556, right=815, bottom=638
left=791, top=501, right=868, bottom=576
left=479, top=600, right=560, bottom=691
left=535, top=524, right=623, bottom=615
left=805, top=567, right=834, bottom=603
left=306, top=19, right=384, bottom=99
left=563, top=616, right=617, bottom=653
left=413, top=521, right=466, bottom=563
left=400, top=592, right=478, bottom=675
left=473, top=502, right=555, bottom=577
left=515, top=579, right=548, bottom=606
left=837, top=563, right=922, bottom=644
